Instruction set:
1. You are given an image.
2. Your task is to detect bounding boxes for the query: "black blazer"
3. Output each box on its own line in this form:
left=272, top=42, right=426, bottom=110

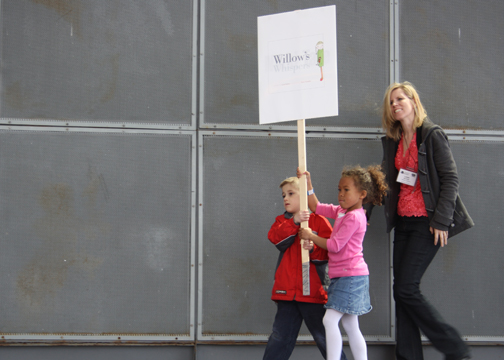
left=381, top=118, right=474, bottom=238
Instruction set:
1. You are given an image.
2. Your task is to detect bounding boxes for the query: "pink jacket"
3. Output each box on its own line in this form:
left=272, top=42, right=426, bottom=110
left=316, top=203, right=369, bottom=278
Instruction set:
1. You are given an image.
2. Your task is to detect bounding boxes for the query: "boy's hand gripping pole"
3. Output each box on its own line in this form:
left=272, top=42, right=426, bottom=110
left=297, top=119, right=310, bottom=296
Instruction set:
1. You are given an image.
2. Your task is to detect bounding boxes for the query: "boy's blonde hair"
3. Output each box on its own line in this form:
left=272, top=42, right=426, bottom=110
left=279, top=176, right=299, bottom=189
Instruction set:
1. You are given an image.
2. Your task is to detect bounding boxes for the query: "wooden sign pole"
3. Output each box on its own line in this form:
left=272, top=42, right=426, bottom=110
left=297, top=119, right=310, bottom=296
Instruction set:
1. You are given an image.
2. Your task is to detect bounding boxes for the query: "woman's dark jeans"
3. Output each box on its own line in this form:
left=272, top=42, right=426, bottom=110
left=263, top=300, right=348, bottom=360
left=393, top=216, right=470, bottom=360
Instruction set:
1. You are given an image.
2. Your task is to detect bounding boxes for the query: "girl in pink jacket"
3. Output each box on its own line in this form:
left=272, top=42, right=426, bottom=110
left=298, top=165, right=387, bottom=360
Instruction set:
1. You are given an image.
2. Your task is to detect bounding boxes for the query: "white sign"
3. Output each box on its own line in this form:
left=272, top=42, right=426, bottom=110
left=258, top=6, right=338, bottom=124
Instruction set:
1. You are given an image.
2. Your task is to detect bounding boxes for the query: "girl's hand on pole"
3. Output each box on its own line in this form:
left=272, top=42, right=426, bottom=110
left=296, top=167, right=313, bottom=188
left=430, top=227, right=448, bottom=247
left=299, top=227, right=313, bottom=241
left=296, top=167, right=303, bottom=178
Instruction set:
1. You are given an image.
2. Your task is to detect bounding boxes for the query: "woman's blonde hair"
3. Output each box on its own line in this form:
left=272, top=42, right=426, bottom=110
left=381, top=81, right=427, bottom=141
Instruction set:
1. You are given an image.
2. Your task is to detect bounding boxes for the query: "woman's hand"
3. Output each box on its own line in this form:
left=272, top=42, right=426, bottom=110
left=430, top=227, right=448, bottom=247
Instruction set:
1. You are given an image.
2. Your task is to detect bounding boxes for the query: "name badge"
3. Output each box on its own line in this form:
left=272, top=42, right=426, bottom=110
left=396, top=168, right=417, bottom=186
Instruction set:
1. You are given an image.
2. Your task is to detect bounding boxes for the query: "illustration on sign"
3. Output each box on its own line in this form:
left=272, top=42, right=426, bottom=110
left=316, top=41, right=324, bottom=81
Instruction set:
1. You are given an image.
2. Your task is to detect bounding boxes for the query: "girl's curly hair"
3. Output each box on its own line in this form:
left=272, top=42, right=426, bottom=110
left=341, top=164, right=388, bottom=206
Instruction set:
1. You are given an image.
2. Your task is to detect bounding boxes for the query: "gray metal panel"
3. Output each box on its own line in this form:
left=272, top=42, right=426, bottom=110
left=399, top=0, right=504, bottom=129
left=421, top=140, right=504, bottom=339
left=0, top=345, right=503, bottom=359
left=0, top=129, right=194, bottom=338
left=0, top=0, right=194, bottom=126
left=199, top=132, right=391, bottom=339
left=201, top=0, right=389, bottom=129
left=0, top=0, right=501, bottom=355
left=0, top=347, right=194, bottom=360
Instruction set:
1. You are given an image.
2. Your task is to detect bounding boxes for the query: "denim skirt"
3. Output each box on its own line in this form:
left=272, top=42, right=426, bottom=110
left=324, top=275, right=372, bottom=315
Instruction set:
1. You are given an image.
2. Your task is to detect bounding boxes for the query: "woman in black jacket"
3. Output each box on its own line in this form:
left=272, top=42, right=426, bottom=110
left=380, top=81, right=473, bottom=360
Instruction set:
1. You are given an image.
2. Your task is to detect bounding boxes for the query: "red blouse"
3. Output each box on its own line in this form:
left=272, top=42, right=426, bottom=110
left=395, top=133, right=428, bottom=217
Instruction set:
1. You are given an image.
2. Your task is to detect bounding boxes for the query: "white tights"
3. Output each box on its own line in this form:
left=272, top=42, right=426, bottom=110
left=323, top=309, right=367, bottom=360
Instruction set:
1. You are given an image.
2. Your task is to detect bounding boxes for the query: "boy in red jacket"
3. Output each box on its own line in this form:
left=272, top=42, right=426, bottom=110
left=264, top=177, right=348, bottom=360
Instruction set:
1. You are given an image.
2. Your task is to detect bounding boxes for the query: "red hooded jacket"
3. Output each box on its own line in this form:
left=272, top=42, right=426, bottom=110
left=268, top=212, right=332, bottom=304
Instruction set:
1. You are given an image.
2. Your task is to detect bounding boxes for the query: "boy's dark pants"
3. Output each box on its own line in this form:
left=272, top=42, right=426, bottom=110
left=263, top=300, right=348, bottom=360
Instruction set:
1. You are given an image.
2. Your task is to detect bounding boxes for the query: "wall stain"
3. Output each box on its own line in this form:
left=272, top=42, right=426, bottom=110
left=31, top=0, right=82, bottom=38
left=229, top=93, right=249, bottom=107
left=267, top=0, right=279, bottom=12
left=83, top=165, right=110, bottom=205
left=39, top=183, right=74, bottom=217
left=228, top=33, right=256, bottom=54
left=5, top=82, right=30, bottom=112
left=222, top=257, right=271, bottom=315
left=16, top=180, right=107, bottom=315
left=99, top=53, right=119, bottom=104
